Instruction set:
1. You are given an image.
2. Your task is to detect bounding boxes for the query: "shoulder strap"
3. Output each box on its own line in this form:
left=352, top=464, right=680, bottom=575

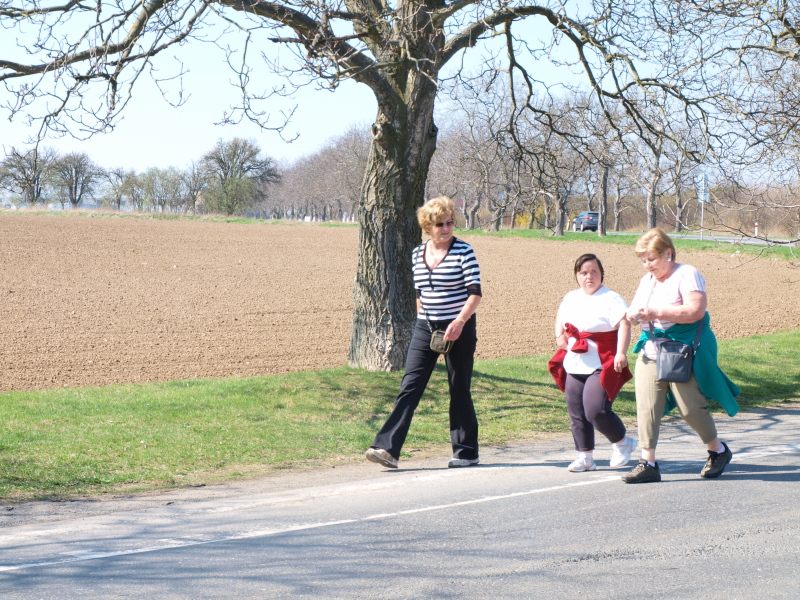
left=691, top=318, right=704, bottom=350
left=646, top=317, right=704, bottom=349
left=642, top=273, right=704, bottom=349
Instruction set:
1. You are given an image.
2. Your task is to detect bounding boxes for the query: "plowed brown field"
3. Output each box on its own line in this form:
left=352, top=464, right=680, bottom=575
left=1, top=213, right=798, bottom=392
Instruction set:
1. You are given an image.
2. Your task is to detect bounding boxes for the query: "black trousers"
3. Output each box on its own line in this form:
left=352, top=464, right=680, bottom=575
left=371, top=315, right=479, bottom=460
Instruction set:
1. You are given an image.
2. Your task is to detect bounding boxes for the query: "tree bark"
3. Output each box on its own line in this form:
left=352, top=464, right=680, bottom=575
left=467, top=198, right=480, bottom=230
left=674, top=179, right=686, bottom=232
left=349, top=84, right=438, bottom=370
left=646, top=170, right=661, bottom=230
left=554, top=190, right=568, bottom=236
left=598, top=165, right=608, bottom=237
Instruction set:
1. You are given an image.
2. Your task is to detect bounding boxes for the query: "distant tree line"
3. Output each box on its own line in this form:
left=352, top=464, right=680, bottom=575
left=3, top=102, right=799, bottom=240
left=424, top=73, right=800, bottom=241
left=0, top=138, right=280, bottom=216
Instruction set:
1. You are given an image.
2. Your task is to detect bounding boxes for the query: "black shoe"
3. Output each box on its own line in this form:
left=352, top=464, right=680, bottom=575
left=700, top=442, right=733, bottom=479
left=622, top=460, right=661, bottom=484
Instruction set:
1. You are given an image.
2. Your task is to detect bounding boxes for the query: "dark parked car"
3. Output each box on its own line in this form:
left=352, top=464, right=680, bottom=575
left=572, top=211, right=599, bottom=232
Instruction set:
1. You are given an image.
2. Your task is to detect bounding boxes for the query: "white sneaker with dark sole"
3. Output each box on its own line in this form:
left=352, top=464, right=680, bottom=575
left=365, top=448, right=398, bottom=469
left=448, top=457, right=480, bottom=468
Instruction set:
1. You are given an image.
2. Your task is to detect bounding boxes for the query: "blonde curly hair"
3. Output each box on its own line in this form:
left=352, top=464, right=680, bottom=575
left=417, top=196, right=455, bottom=232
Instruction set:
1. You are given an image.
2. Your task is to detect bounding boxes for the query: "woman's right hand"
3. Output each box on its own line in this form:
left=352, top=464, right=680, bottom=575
left=556, top=333, right=568, bottom=350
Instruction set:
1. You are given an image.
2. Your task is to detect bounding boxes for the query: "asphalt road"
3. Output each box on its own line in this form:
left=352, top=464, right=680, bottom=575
left=600, top=230, right=797, bottom=247
left=2, top=406, right=799, bottom=599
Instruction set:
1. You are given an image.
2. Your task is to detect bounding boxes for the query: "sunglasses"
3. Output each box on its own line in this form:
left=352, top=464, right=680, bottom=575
left=434, top=220, right=455, bottom=228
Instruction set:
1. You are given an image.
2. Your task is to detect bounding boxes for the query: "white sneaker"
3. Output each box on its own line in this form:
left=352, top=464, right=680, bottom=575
left=610, top=437, right=638, bottom=468
left=567, top=456, right=597, bottom=472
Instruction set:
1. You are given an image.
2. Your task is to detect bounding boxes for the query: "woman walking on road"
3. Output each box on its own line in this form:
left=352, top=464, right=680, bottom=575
left=548, top=253, right=637, bottom=473
left=366, top=196, right=483, bottom=469
left=623, top=228, right=740, bottom=484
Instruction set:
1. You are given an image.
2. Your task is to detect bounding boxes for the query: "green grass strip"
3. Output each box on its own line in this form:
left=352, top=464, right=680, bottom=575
left=3, top=210, right=303, bottom=225
left=461, top=228, right=798, bottom=261
left=1, top=329, right=798, bottom=501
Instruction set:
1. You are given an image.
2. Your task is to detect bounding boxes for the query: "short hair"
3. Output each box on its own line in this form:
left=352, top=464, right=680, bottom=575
left=574, top=253, right=604, bottom=283
left=635, top=228, right=676, bottom=260
left=418, top=196, right=455, bottom=232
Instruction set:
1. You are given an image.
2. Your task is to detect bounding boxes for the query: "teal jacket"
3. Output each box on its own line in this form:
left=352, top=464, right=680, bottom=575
left=633, top=312, right=740, bottom=417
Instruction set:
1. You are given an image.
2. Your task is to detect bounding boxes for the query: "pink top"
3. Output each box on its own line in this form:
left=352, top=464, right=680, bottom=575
left=629, top=264, right=706, bottom=359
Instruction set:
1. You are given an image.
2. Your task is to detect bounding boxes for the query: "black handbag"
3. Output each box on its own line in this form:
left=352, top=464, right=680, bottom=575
left=422, top=299, right=454, bottom=354
left=646, top=320, right=703, bottom=383
left=429, top=329, right=453, bottom=354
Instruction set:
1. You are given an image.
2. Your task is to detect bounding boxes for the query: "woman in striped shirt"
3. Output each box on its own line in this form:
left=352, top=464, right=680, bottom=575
left=366, top=196, right=483, bottom=469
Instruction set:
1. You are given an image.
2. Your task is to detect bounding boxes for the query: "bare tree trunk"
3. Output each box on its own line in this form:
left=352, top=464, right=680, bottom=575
left=674, top=179, right=687, bottom=232
left=613, top=183, right=623, bottom=231
left=349, top=87, right=437, bottom=370
left=489, top=207, right=503, bottom=231
left=598, top=165, right=609, bottom=237
left=646, top=170, right=661, bottom=230
left=466, top=198, right=480, bottom=229
left=509, top=197, right=520, bottom=229
left=543, top=196, right=551, bottom=229
left=526, top=196, right=538, bottom=229
left=555, top=191, right=568, bottom=236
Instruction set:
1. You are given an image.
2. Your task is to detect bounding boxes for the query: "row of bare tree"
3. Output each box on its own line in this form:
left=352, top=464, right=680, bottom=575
left=0, top=139, right=280, bottom=216
left=5, top=103, right=798, bottom=239
left=264, top=82, right=800, bottom=239
left=427, top=76, right=800, bottom=239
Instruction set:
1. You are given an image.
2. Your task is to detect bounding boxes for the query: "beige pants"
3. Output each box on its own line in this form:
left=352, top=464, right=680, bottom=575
left=635, top=354, right=718, bottom=448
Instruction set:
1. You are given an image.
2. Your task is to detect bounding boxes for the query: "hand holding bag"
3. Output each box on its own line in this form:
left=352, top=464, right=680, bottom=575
left=421, top=298, right=454, bottom=354
left=429, top=329, right=453, bottom=354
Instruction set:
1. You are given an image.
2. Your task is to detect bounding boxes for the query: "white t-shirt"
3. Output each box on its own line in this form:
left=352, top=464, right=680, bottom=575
left=558, top=286, right=629, bottom=375
left=629, top=264, right=707, bottom=359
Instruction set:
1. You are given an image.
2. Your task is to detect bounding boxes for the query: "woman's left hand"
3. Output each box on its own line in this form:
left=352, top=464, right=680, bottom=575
left=613, top=352, right=628, bottom=372
left=444, top=319, right=464, bottom=341
left=630, top=307, right=656, bottom=322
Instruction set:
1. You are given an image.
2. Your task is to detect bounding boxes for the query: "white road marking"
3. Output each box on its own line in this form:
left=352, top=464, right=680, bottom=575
left=2, top=443, right=797, bottom=573
left=0, top=476, right=619, bottom=573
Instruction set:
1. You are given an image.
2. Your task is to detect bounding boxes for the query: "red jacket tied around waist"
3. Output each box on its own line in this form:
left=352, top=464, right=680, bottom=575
left=548, top=323, right=632, bottom=401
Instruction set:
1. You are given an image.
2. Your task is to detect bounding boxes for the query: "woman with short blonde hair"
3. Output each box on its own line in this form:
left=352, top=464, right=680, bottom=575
left=366, top=195, right=483, bottom=469
left=634, top=228, right=677, bottom=260
left=417, top=196, right=455, bottom=231
left=623, top=228, right=740, bottom=484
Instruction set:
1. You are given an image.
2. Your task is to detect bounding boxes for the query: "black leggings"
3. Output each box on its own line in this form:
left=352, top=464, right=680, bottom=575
left=565, top=370, right=626, bottom=452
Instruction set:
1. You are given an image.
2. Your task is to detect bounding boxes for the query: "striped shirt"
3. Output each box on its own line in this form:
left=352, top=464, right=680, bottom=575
left=413, top=238, right=482, bottom=321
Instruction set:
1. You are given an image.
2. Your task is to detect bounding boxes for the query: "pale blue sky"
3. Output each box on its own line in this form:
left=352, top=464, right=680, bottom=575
left=0, top=52, right=378, bottom=171
left=0, top=16, right=577, bottom=173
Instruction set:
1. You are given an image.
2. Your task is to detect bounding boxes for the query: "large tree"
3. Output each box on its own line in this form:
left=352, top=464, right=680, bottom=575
left=2, top=0, right=751, bottom=369
left=0, top=146, right=58, bottom=206
left=52, top=152, right=103, bottom=209
left=201, top=138, right=280, bottom=215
